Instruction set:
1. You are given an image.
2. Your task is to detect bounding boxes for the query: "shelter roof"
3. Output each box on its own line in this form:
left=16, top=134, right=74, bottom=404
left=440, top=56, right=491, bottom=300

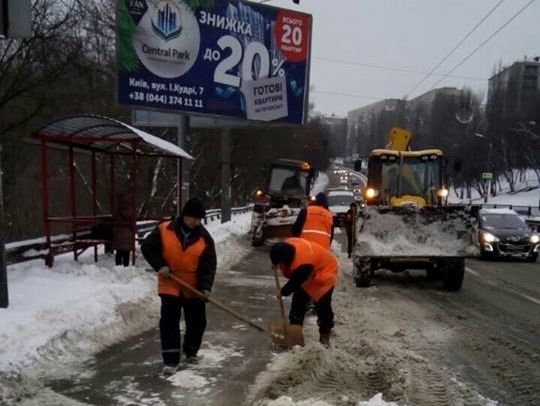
left=32, top=114, right=192, bottom=159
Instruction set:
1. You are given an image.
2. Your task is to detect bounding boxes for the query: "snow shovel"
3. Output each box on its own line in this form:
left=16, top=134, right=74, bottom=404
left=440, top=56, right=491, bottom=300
left=269, top=266, right=305, bottom=349
left=167, top=273, right=297, bottom=349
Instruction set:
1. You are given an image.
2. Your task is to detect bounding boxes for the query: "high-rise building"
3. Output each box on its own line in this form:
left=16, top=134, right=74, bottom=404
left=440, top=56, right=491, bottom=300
left=488, top=57, right=540, bottom=121
left=346, top=99, right=403, bottom=156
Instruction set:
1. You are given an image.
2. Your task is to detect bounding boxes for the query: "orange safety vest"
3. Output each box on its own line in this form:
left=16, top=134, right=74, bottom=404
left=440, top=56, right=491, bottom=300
left=158, top=221, right=207, bottom=298
left=300, top=205, right=333, bottom=248
left=282, top=237, right=338, bottom=301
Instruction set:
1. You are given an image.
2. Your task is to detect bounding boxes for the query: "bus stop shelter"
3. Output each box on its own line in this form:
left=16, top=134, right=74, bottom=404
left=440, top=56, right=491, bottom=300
left=31, top=114, right=192, bottom=267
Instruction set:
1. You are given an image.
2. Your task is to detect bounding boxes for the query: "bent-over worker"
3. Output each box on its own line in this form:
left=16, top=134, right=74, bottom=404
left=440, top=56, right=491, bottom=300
left=269, top=237, right=338, bottom=346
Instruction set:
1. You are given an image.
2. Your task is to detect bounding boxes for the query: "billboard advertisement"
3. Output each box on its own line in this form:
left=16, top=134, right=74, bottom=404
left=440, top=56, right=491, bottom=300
left=117, top=0, right=312, bottom=125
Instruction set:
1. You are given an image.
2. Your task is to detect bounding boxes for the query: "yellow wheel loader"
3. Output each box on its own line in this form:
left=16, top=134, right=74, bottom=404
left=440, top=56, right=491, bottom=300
left=353, top=128, right=476, bottom=291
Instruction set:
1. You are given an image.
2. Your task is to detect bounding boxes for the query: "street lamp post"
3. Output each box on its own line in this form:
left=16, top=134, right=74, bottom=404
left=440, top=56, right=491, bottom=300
left=475, top=133, right=493, bottom=203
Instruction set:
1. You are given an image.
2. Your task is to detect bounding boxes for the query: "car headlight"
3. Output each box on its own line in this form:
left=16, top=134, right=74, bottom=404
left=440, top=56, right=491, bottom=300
left=437, top=188, right=449, bottom=198
left=530, top=235, right=539, bottom=244
left=365, top=188, right=379, bottom=199
left=481, top=232, right=499, bottom=243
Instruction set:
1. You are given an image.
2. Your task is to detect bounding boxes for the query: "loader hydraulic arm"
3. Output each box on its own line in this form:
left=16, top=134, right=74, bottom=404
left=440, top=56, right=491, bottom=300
left=385, top=127, right=411, bottom=152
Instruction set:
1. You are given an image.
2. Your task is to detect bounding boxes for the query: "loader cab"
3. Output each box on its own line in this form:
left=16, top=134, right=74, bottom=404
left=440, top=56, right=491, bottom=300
left=364, top=149, right=448, bottom=207
left=254, top=159, right=314, bottom=208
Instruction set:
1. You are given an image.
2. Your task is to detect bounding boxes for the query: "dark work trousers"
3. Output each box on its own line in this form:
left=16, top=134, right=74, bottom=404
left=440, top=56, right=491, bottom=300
left=115, top=250, right=130, bottom=266
left=159, top=294, right=207, bottom=366
left=346, top=229, right=353, bottom=258
left=289, top=287, right=334, bottom=334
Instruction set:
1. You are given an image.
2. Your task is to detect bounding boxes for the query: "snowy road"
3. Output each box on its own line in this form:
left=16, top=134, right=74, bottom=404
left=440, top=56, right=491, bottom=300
left=49, top=241, right=540, bottom=406
left=46, top=245, right=282, bottom=405
left=344, top=254, right=540, bottom=406
left=4, top=216, right=540, bottom=404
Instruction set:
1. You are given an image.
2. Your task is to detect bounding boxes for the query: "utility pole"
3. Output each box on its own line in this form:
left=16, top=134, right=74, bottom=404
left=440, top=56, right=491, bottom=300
left=220, top=128, right=231, bottom=223
left=0, top=143, right=8, bottom=308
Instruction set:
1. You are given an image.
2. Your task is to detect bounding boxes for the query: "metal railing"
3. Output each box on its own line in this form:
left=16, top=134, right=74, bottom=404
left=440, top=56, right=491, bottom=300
left=203, top=205, right=253, bottom=224
left=5, top=206, right=253, bottom=265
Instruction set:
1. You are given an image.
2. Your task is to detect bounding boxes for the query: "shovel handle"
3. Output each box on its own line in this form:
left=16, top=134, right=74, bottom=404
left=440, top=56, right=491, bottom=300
left=272, top=266, right=288, bottom=325
left=168, top=273, right=269, bottom=334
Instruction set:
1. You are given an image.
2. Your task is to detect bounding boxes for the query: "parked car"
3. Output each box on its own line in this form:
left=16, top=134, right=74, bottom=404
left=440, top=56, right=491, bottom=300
left=328, top=190, right=355, bottom=227
left=474, top=208, right=540, bottom=262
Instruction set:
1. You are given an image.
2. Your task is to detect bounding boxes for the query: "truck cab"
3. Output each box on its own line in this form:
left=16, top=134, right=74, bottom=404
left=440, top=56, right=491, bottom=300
left=363, top=149, right=449, bottom=208
left=250, top=159, right=314, bottom=246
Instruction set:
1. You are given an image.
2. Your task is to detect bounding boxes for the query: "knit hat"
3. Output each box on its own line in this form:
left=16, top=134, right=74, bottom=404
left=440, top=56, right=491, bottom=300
left=315, top=192, right=329, bottom=208
left=182, top=198, right=206, bottom=219
left=270, top=242, right=296, bottom=266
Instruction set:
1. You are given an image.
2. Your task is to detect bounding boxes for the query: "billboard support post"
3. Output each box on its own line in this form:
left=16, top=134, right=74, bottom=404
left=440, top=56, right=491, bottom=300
left=220, top=128, right=231, bottom=223
left=177, top=114, right=189, bottom=212
left=0, top=143, right=8, bottom=308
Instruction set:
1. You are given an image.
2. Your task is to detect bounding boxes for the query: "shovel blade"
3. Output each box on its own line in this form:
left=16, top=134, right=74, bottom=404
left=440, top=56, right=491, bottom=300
left=269, top=322, right=304, bottom=349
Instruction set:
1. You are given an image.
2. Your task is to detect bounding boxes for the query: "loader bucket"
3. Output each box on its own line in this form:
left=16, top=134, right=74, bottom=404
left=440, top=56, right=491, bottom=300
left=355, top=205, right=477, bottom=258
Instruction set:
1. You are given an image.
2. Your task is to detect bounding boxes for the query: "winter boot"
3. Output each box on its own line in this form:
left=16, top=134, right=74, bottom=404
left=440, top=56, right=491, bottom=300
left=162, top=364, right=178, bottom=376
left=185, top=354, right=199, bottom=364
left=319, top=331, right=331, bottom=348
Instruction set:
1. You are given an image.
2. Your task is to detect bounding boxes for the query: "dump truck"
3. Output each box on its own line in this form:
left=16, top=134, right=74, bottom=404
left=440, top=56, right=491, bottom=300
left=250, top=159, right=314, bottom=246
left=353, top=128, right=476, bottom=291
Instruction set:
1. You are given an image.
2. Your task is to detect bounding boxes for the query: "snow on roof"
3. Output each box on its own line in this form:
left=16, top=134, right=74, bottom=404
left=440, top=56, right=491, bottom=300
left=32, top=114, right=193, bottom=159
left=120, top=119, right=192, bottom=159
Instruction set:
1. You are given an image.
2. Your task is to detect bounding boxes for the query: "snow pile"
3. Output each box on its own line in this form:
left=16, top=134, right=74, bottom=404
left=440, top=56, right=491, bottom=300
left=355, top=209, right=476, bottom=256
left=0, top=212, right=252, bottom=403
left=0, top=261, right=157, bottom=379
left=262, top=394, right=398, bottom=406
left=249, top=241, right=495, bottom=406
left=169, top=370, right=214, bottom=393
left=208, top=213, right=252, bottom=269
left=247, top=342, right=406, bottom=405
left=357, top=394, right=400, bottom=406
left=262, top=396, right=334, bottom=405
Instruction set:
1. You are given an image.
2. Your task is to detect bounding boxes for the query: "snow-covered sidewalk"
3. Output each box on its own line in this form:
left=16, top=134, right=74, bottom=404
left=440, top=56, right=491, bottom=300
left=450, top=169, right=540, bottom=208
left=0, top=213, right=252, bottom=403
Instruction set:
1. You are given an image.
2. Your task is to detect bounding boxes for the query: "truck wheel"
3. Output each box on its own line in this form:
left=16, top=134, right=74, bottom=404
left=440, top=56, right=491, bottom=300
left=526, top=253, right=538, bottom=263
left=251, top=235, right=264, bottom=247
left=479, top=248, right=491, bottom=260
left=442, top=259, right=465, bottom=291
left=426, top=268, right=440, bottom=281
left=354, top=260, right=371, bottom=288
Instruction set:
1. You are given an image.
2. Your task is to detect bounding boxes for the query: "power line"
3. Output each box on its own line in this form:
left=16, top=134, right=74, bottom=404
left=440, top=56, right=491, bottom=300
left=428, top=0, right=536, bottom=90
left=313, top=56, right=487, bottom=81
left=405, top=0, right=506, bottom=98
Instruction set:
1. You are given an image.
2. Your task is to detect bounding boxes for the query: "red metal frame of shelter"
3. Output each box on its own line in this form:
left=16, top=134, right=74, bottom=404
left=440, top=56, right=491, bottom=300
left=31, top=114, right=192, bottom=267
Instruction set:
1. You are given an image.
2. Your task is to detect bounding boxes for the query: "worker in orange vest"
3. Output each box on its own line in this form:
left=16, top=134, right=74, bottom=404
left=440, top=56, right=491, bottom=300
left=270, top=237, right=338, bottom=346
left=292, top=192, right=334, bottom=249
left=141, top=198, right=217, bottom=376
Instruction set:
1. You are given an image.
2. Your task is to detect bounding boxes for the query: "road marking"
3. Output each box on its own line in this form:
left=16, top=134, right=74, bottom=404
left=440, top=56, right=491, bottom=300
left=466, top=267, right=540, bottom=306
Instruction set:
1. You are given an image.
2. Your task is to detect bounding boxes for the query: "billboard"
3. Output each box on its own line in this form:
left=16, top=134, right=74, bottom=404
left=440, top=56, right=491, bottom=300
left=117, top=0, right=312, bottom=125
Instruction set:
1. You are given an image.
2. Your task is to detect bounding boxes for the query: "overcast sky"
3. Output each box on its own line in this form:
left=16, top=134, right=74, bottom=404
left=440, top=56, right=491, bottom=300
left=260, top=0, right=540, bottom=117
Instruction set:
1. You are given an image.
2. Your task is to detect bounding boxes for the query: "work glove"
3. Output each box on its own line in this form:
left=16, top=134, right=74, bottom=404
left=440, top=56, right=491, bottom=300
left=201, top=290, right=210, bottom=301
left=280, top=284, right=293, bottom=297
left=158, top=266, right=172, bottom=279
